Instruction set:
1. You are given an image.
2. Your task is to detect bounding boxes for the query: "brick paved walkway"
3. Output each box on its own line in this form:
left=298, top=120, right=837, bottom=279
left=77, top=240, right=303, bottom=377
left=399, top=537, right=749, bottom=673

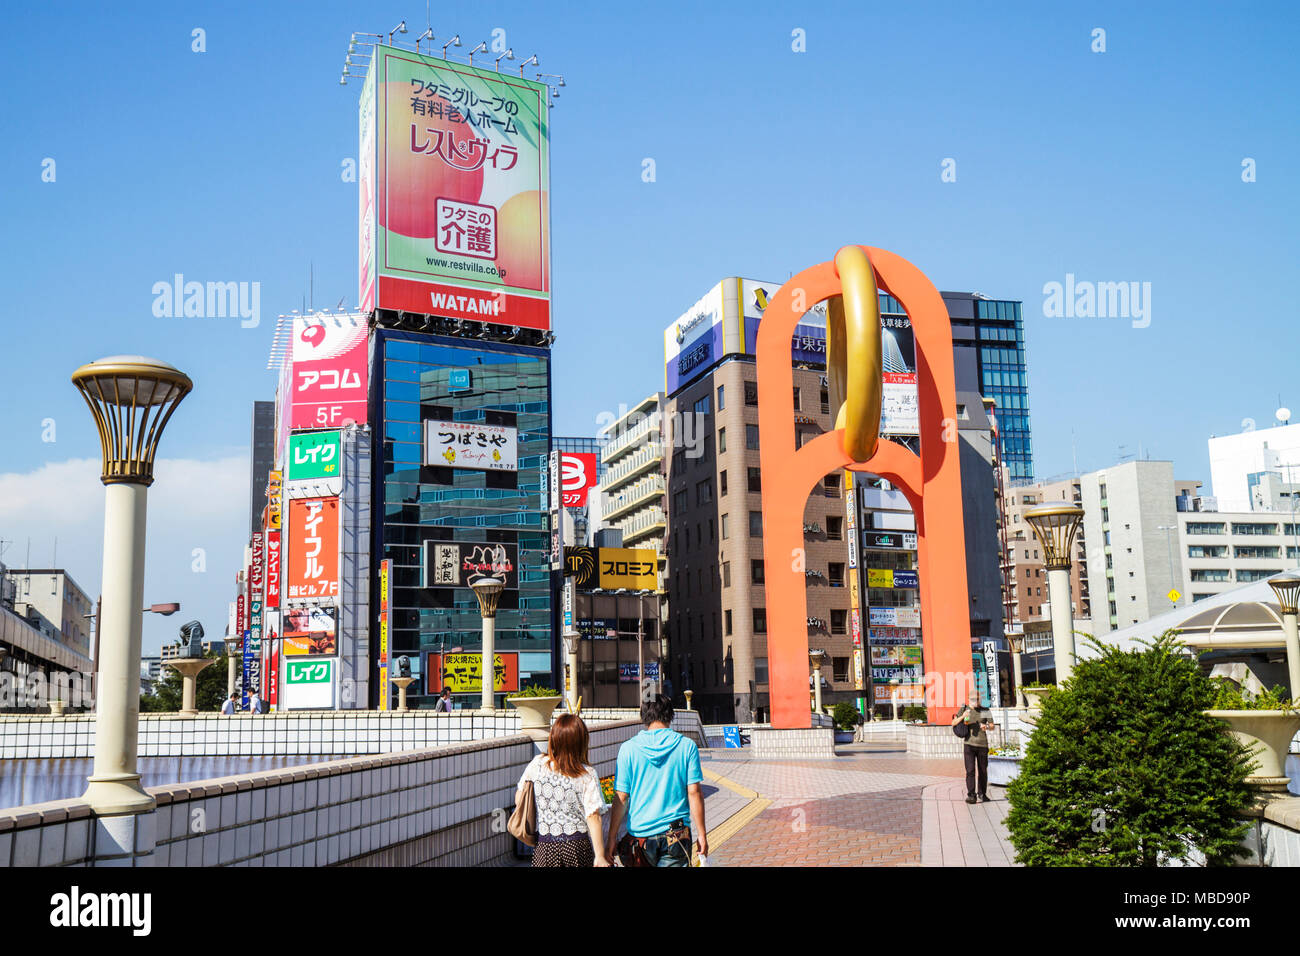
left=701, top=747, right=1019, bottom=867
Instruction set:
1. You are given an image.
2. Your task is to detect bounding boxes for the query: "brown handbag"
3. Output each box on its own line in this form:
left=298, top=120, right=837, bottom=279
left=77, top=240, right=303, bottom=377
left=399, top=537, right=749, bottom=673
left=508, top=780, right=538, bottom=847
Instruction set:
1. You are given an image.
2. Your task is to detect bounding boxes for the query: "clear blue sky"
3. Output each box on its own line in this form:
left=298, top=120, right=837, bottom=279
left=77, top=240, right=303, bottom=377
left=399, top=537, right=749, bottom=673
left=1, top=1, right=1296, bottom=650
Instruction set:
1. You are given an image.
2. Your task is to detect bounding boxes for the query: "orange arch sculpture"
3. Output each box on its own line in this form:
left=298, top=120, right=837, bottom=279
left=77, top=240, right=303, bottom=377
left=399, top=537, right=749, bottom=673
left=758, top=246, right=973, bottom=729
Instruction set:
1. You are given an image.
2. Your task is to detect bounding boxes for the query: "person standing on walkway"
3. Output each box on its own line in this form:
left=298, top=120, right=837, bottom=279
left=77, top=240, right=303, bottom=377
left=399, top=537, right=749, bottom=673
left=952, top=690, right=995, bottom=803
left=516, top=714, right=610, bottom=867
left=220, top=692, right=237, bottom=715
left=434, top=687, right=454, bottom=713
left=606, top=694, right=707, bottom=866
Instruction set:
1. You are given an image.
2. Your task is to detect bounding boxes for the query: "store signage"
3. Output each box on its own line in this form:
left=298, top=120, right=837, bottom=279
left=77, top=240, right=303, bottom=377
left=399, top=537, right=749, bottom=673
left=424, top=541, right=518, bottom=589
left=426, top=652, right=519, bottom=694
left=425, top=420, right=517, bottom=471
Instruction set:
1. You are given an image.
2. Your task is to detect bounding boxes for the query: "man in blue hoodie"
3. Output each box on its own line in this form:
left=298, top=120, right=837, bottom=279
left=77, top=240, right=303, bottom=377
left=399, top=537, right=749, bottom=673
left=606, top=694, right=707, bottom=866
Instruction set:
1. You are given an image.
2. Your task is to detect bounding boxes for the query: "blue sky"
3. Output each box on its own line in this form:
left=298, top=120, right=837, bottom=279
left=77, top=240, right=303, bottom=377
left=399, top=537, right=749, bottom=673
left=1, top=1, right=1296, bottom=653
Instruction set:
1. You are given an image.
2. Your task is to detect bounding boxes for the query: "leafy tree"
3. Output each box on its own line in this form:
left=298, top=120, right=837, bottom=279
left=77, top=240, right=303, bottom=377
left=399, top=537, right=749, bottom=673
left=141, top=652, right=231, bottom=713
left=1006, top=632, right=1253, bottom=866
left=832, top=701, right=861, bottom=731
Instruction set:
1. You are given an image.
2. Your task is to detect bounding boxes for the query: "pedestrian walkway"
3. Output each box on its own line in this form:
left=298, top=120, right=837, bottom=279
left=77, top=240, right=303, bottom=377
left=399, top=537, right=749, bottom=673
left=700, top=745, right=1019, bottom=866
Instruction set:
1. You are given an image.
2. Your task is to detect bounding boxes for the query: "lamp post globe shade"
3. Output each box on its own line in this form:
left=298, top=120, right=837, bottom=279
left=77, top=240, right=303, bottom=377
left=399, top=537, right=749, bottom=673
left=470, top=577, right=504, bottom=618
left=1268, top=571, right=1300, bottom=616
left=1006, top=632, right=1026, bottom=655
left=71, top=356, right=193, bottom=486
left=1023, top=503, right=1085, bottom=570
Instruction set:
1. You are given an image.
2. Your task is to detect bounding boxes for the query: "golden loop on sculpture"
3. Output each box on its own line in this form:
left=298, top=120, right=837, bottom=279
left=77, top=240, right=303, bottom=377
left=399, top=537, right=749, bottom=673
left=827, top=245, right=883, bottom=462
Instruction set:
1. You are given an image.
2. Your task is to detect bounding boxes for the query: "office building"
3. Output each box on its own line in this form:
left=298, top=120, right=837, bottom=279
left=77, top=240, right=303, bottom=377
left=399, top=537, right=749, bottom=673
left=4, top=568, right=94, bottom=658
left=1208, top=420, right=1300, bottom=512
left=249, top=401, right=276, bottom=537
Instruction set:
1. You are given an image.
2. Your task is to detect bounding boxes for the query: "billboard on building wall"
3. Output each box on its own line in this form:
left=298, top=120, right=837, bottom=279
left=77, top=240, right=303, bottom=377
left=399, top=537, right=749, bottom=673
left=358, top=66, right=377, bottom=314
left=265, top=531, right=281, bottom=608
left=290, top=316, right=368, bottom=429
left=426, top=652, right=519, bottom=694
left=424, top=419, right=517, bottom=471
left=560, top=452, right=598, bottom=508
left=288, top=431, right=343, bottom=480
left=564, top=546, right=657, bottom=591
left=286, top=497, right=340, bottom=600
left=364, top=44, right=551, bottom=329
left=281, top=606, right=338, bottom=656
left=663, top=283, right=731, bottom=394
left=423, top=541, right=519, bottom=589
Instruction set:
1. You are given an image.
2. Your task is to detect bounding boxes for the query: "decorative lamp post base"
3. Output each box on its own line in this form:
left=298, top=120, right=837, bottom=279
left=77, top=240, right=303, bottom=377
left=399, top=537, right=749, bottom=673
left=391, top=676, right=416, bottom=712
left=83, top=774, right=155, bottom=815
left=167, top=658, right=215, bottom=716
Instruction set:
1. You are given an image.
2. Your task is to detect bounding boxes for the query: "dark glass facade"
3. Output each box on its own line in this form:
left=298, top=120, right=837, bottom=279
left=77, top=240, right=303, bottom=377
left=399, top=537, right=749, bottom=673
left=372, top=329, right=554, bottom=708
left=973, top=299, right=1032, bottom=481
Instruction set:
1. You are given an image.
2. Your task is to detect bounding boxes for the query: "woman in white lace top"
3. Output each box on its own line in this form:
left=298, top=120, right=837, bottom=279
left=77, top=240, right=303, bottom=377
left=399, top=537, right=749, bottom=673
left=517, top=714, right=610, bottom=867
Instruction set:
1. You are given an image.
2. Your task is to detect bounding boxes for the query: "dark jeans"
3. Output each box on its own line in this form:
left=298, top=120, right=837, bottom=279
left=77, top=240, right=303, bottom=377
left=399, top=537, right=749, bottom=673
left=964, top=745, right=989, bottom=797
left=640, top=831, right=692, bottom=867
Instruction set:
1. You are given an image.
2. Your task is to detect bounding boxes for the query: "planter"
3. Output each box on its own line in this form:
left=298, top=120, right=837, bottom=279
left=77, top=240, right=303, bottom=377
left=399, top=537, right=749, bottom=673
left=1205, top=710, right=1300, bottom=784
left=507, top=695, right=563, bottom=731
left=987, top=755, right=1024, bottom=787
left=1022, top=687, right=1055, bottom=710
left=48, top=700, right=66, bottom=717
left=834, top=730, right=855, bottom=743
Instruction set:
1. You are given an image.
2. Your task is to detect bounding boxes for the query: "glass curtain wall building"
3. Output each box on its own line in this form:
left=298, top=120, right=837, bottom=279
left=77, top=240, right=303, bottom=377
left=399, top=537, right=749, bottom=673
left=372, top=329, right=554, bottom=708
left=974, top=299, right=1031, bottom=481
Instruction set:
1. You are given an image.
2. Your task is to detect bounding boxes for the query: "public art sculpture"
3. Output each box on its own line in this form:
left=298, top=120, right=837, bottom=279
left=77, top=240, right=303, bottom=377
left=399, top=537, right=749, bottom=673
left=759, top=246, right=974, bottom=729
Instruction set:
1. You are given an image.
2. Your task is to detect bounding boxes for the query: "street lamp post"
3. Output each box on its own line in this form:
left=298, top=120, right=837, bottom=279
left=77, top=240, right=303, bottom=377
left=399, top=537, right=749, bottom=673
left=809, top=649, right=825, bottom=716
left=470, top=577, right=504, bottom=713
left=1024, top=503, right=1085, bottom=685
left=72, top=356, right=191, bottom=814
left=1268, top=572, right=1300, bottom=701
left=1006, top=631, right=1026, bottom=707
left=561, top=628, right=580, bottom=712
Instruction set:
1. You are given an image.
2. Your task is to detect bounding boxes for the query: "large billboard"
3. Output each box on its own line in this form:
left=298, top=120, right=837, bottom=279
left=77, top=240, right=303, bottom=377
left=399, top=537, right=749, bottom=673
left=663, top=283, right=731, bottom=395
left=287, top=430, right=342, bottom=480
left=286, top=497, right=340, bottom=601
left=423, top=540, right=519, bottom=589
left=564, top=546, right=657, bottom=591
left=363, top=44, right=551, bottom=329
left=424, top=419, right=517, bottom=471
left=426, top=651, right=520, bottom=695
left=282, top=606, right=338, bottom=657
left=290, top=316, right=368, bottom=430
left=560, top=452, right=598, bottom=508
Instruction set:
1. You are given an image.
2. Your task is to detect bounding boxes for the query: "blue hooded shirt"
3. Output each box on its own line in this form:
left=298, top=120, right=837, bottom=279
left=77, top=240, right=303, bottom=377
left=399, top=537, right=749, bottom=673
left=615, top=728, right=703, bottom=837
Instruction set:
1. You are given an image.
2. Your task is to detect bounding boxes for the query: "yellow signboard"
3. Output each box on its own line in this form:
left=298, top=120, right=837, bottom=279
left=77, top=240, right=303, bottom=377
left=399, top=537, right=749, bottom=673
left=430, top=652, right=520, bottom=694
left=868, top=568, right=894, bottom=588
left=598, top=547, right=658, bottom=590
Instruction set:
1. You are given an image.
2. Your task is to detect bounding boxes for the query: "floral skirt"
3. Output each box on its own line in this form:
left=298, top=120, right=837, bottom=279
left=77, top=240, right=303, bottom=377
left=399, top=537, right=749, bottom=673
left=531, top=833, right=595, bottom=868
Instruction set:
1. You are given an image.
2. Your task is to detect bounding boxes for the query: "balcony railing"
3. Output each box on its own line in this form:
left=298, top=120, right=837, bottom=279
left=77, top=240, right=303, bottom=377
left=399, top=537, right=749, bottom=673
left=602, top=442, right=664, bottom=490
left=604, top=475, right=666, bottom=522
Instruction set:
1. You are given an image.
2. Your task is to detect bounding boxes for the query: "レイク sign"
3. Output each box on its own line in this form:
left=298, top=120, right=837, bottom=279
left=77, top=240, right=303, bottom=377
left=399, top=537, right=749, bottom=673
left=364, top=44, right=551, bottom=330
left=288, top=431, right=342, bottom=480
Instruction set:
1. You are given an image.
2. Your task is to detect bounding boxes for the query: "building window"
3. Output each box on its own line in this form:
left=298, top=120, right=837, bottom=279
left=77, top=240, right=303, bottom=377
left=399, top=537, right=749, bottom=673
left=793, top=386, right=801, bottom=410
left=673, top=489, right=687, bottom=513
left=833, top=657, right=849, bottom=683
left=696, top=479, right=713, bottom=505
left=744, top=381, right=759, bottom=406
left=828, top=563, right=845, bottom=587
left=693, top=395, right=711, bottom=417
left=720, top=470, right=728, bottom=496
left=824, top=474, right=841, bottom=496
left=753, top=608, right=767, bottom=633
left=820, top=387, right=829, bottom=414
left=709, top=518, right=715, bottom=541
left=749, top=511, right=764, bottom=537
left=721, top=514, right=729, bottom=539
left=827, top=516, right=843, bottom=541
left=717, top=385, right=725, bottom=410
left=830, top=609, right=847, bottom=634
left=725, top=609, right=733, bottom=635
left=748, top=467, right=762, bottom=493
left=746, top=425, right=760, bottom=450
left=718, top=427, right=726, bottom=453
left=751, top=559, right=765, bottom=584
left=754, top=658, right=768, bottom=684
left=722, top=561, right=731, bottom=587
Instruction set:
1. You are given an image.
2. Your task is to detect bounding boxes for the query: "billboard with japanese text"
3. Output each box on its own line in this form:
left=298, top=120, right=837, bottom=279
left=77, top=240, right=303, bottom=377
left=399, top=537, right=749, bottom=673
left=286, top=497, right=340, bottom=601
left=290, top=315, right=368, bottom=429
left=288, top=430, right=343, bottom=481
left=560, top=452, right=598, bottom=508
left=425, top=419, right=517, bottom=471
left=423, top=540, right=518, bottom=590
left=365, top=44, right=551, bottom=329
left=426, top=651, right=519, bottom=695
left=282, top=606, right=338, bottom=657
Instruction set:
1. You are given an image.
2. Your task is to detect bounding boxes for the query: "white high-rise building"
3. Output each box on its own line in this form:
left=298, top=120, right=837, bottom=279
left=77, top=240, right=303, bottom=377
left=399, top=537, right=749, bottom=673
left=1208, top=420, right=1300, bottom=513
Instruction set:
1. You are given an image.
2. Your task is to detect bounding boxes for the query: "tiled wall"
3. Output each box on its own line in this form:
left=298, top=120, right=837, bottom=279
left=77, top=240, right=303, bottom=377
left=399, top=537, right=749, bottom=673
left=577, top=709, right=705, bottom=747
left=750, top=727, right=837, bottom=759
left=0, top=719, right=641, bottom=867
left=0, top=712, right=526, bottom=759
left=905, top=708, right=1031, bottom=759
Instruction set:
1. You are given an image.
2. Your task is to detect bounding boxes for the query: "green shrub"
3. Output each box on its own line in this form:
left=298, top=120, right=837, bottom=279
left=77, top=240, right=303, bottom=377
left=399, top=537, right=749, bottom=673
left=510, top=684, right=561, bottom=698
left=1006, top=632, right=1253, bottom=866
left=832, top=701, right=862, bottom=731
left=899, top=705, right=928, bottom=722
left=1209, top=680, right=1295, bottom=712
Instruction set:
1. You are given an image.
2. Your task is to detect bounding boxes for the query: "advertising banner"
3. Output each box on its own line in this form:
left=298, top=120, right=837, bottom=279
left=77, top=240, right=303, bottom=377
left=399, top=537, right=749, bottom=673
left=867, top=569, right=894, bottom=589
left=286, top=497, right=340, bottom=600
left=288, top=430, right=342, bottom=480
left=868, top=626, right=922, bottom=645
left=426, top=652, right=519, bottom=695
left=368, top=44, right=551, bottom=329
left=250, top=533, right=264, bottom=594
left=264, top=531, right=281, bottom=609
left=893, top=569, right=919, bottom=589
left=264, top=609, right=280, bottom=709
left=873, top=683, right=924, bottom=704
left=868, top=606, right=897, bottom=627
left=870, top=645, right=924, bottom=666
left=871, top=665, right=921, bottom=683
left=577, top=618, right=618, bottom=639
left=560, top=452, right=598, bottom=508
left=864, top=531, right=908, bottom=549
left=358, top=65, right=377, bottom=314
left=282, top=606, right=338, bottom=657
left=597, top=548, right=657, bottom=590
left=266, top=471, right=283, bottom=530
left=378, top=558, right=390, bottom=711
left=879, top=313, right=919, bottom=436
left=425, top=419, right=517, bottom=471
left=423, top=541, right=518, bottom=589
left=663, top=283, right=729, bottom=394
left=895, top=607, right=922, bottom=628
left=284, top=658, right=336, bottom=710
left=548, top=450, right=561, bottom=570
left=620, top=661, right=660, bottom=682
left=290, top=316, right=368, bottom=429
